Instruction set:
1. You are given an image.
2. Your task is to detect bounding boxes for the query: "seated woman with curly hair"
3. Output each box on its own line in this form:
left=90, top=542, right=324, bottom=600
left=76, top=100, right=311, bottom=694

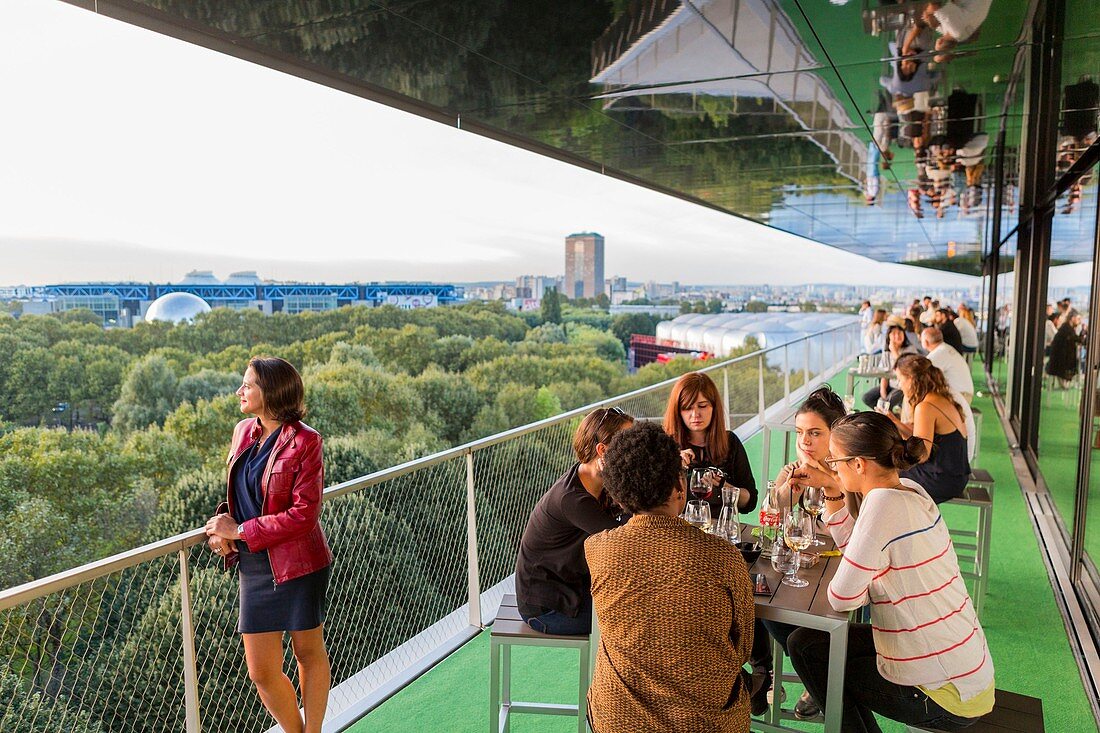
left=585, top=422, right=755, bottom=733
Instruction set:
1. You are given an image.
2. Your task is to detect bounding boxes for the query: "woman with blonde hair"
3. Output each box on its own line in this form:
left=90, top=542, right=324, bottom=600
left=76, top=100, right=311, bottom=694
left=882, top=355, right=970, bottom=503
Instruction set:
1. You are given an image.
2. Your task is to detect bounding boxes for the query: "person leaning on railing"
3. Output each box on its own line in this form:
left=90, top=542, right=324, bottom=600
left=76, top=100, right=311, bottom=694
left=205, top=356, right=333, bottom=733
left=788, top=411, right=994, bottom=732
left=586, top=421, right=754, bottom=733
left=514, top=406, right=634, bottom=635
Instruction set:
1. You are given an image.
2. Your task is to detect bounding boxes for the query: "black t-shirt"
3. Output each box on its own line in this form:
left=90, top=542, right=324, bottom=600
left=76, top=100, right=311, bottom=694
left=685, top=430, right=758, bottom=517
left=514, top=464, right=623, bottom=618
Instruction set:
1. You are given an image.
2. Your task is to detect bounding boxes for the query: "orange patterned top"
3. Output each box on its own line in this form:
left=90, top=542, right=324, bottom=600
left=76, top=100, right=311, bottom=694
left=584, top=514, right=755, bottom=733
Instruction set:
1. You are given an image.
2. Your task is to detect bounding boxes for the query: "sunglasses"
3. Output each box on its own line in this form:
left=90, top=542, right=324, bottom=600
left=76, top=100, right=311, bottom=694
left=594, top=406, right=628, bottom=434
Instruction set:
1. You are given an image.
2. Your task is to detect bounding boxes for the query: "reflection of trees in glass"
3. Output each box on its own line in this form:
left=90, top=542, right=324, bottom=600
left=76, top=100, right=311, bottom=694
left=134, top=0, right=851, bottom=216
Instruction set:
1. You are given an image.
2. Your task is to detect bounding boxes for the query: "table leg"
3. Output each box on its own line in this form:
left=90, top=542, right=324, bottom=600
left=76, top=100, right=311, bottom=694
left=823, top=622, right=848, bottom=733
left=845, top=370, right=855, bottom=399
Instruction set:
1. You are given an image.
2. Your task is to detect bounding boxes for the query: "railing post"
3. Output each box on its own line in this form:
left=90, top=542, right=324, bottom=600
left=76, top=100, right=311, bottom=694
left=803, top=338, right=811, bottom=389
left=723, top=367, right=731, bottom=428
left=783, top=345, right=791, bottom=406
left=465, top=451, right=483, bottom=628
left=757, top=354, right=766, bottom=425
left=179, top=549, right=201, bottom=733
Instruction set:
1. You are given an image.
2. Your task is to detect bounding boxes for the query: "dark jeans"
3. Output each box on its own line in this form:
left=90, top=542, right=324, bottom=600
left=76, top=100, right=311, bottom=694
left=522, top=597, right=591, bottom=636
left=761, top=619, right=797, bottom=656
left=862, top=386, right=903, bottom=412
left=787, top=624, right=979, bottom=733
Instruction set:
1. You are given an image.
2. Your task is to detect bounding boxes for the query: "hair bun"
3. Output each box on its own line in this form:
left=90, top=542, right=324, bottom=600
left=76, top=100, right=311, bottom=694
left=892, top=436, right=926, bottom=471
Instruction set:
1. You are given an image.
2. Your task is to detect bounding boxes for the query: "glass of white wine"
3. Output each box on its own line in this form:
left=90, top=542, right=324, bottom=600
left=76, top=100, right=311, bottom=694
left=782, top=510, right=814, bottom=588
left=802, top=486, right=827, bottom=547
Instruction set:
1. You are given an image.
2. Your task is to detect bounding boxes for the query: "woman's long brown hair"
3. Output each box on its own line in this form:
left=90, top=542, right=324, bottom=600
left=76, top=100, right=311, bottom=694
left=663, top=372, right=729, bottom=464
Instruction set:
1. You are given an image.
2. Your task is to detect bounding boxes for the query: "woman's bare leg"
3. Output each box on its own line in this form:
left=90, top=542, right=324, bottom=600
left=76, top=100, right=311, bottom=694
left=290, top=626, right=330, bottom=733
left=242, top=631, right=303, bottom=733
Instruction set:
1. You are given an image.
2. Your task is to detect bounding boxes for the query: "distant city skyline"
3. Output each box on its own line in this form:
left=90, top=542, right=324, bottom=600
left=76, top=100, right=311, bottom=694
left=0, top=1, right=1014, bottom=289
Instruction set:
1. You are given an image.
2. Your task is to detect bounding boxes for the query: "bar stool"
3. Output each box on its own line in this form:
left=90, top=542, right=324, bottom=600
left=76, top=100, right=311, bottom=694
left=489, top=594, right=591, bottom=733
left=947, top=483, right=993, bottom=619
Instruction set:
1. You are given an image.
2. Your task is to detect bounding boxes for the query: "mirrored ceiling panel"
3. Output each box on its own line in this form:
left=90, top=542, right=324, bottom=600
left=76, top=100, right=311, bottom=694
left=94, top=0, right=1041, bottom=274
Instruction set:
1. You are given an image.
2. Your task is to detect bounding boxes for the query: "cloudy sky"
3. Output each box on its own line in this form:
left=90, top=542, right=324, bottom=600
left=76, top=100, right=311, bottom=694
left=0, top=0, right=980, bottom=288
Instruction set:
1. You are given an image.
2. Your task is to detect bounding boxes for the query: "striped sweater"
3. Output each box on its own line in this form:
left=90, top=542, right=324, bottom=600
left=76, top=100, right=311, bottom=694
left=824, top=479, right=994, bottom=700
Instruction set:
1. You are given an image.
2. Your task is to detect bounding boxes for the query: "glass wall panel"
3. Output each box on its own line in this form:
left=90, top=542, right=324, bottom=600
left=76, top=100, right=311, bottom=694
left=1062, top=0, right=1100, bottom=582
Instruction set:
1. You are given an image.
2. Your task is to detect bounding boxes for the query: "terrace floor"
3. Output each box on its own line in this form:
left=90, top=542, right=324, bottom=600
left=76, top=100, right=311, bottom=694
left=351, top=362, right=1095, bottom=733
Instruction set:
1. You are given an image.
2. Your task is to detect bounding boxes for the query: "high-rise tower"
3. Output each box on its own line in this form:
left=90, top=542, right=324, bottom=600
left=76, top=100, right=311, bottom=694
left=564, top=232, right=605, bottom=299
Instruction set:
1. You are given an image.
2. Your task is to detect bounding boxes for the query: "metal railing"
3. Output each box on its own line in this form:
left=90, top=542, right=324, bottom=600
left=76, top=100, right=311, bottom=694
left=0, top=321, right=860, bottom=733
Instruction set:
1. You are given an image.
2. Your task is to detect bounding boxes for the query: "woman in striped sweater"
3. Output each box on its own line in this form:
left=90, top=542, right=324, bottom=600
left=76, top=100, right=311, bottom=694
left=787, top=411, right=993, bottom=732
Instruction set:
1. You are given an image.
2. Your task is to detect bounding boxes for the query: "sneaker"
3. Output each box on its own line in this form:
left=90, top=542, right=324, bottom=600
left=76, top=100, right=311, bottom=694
left=793, top=690, right=822, bottom=720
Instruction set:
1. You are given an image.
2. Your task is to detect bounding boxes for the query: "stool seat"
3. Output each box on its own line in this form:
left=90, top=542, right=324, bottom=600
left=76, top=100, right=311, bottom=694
left=490, top=593, right=591, bottom=733
left=907, top=689, right=1043, bottom=732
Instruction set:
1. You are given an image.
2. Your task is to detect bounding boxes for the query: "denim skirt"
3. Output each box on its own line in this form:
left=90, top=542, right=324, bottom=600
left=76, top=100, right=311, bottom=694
left=237, top=545, right=331, bottom=634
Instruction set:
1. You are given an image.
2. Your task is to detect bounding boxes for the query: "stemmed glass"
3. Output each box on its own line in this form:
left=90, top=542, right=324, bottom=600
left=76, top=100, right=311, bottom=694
left=782, top=510, right=814, bottom=588
left=689, top=468, right=714, bottom=502
left=801, top=486, right=827, bottom=547
left=684, top=500, right=711, bottom=530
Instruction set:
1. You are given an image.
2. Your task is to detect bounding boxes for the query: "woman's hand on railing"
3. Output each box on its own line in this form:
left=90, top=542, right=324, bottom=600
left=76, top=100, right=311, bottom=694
left=207, top=535, right=236, bottom=557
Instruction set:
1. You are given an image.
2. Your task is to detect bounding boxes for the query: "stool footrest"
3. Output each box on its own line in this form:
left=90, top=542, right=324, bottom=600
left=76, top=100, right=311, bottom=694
left=506, top=702, right=581, bottom=715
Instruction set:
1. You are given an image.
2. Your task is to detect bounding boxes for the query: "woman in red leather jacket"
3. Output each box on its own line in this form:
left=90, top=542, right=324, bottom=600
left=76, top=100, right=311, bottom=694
left=205, top=356, right=333, bottom=733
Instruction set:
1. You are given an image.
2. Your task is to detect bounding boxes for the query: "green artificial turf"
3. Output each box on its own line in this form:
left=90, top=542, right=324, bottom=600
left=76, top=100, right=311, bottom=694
left=352, top=360, right=1096, bottom=732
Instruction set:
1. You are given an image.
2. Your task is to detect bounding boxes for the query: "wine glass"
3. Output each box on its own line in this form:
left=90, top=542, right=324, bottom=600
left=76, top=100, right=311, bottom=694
left=801, top=486, right=827, bottom=547
left=684, top=500, right=711, bottom=530
left=782, top=510, right=814, bottom=587
left=689, top=468, right=713, bottom=502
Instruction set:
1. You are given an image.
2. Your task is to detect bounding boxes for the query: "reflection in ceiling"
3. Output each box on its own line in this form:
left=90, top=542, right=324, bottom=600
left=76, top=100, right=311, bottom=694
left=65, top=0, right=1098, bottom=275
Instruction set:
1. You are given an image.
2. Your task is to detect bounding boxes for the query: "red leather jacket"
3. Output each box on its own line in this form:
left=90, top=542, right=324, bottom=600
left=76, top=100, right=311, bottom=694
left=219, top=418, right=333, bottom=584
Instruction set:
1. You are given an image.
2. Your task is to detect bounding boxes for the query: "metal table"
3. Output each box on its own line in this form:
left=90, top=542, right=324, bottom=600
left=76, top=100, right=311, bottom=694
left=740, top=524, right=850, bottom=733
left=844, top=367, right=890, bottom=400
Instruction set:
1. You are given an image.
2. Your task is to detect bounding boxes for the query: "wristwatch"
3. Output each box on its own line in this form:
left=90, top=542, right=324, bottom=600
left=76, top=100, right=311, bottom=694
left=237, top=523, right=245, bottom=539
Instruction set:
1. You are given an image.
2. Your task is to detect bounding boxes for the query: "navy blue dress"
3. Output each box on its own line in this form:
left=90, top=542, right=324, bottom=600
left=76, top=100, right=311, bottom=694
left=232, top=426, right=330, bottom=634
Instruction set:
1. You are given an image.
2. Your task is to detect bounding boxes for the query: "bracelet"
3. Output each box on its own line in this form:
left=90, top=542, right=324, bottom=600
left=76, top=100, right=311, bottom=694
left=824, top=494, right=844, bottom=501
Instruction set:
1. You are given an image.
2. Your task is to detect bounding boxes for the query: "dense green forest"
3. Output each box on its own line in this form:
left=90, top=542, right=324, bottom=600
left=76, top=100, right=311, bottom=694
left=0, top=302, right=794, bottom=731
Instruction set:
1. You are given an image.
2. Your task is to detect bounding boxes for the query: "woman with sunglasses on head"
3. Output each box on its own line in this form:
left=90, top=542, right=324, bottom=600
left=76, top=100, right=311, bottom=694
left=514, top=406, right=634, bottom=635
left=787, top=411, right=994, bottom=733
